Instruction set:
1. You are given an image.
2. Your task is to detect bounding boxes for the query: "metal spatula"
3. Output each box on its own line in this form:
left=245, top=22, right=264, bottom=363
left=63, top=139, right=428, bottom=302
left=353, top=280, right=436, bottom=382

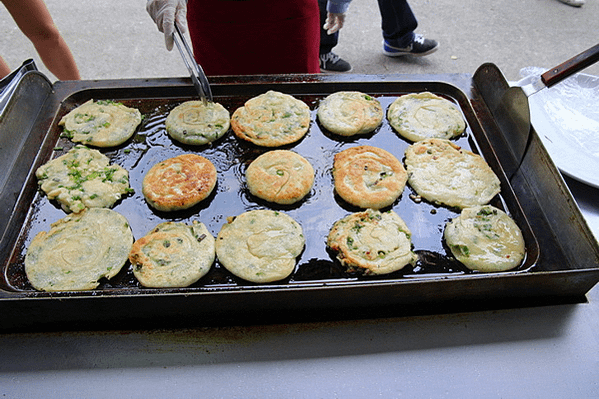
left=172, top=22, right=213, bottom=105
left=494, top=43, right=599, bottom=178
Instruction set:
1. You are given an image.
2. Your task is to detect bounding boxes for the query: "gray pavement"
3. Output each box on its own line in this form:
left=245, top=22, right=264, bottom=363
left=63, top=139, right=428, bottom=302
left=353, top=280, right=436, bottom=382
left=1, top=0, right=598, bottom=83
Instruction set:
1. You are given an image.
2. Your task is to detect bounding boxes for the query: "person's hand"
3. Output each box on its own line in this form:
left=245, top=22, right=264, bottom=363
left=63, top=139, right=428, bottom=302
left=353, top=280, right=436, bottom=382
left=146, top=0, right=188, bottom=51
left=323, top=12, right=345, bottom=35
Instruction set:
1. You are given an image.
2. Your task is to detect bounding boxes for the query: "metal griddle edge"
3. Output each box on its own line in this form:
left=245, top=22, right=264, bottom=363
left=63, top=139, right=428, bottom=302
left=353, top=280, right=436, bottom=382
left=0, top=69, right=598, bottom=332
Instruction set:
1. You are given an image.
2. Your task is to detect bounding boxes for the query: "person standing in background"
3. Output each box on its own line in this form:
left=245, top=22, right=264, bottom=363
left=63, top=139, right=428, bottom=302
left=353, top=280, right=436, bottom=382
left=319, top=0, right=439, bottom=73
left=318, top=0, right=352, bottom=72
left=0, top=0, right=80, bottom=80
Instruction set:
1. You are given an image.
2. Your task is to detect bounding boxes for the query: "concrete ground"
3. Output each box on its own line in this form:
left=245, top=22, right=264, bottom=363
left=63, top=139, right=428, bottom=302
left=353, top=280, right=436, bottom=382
left=1, top=0, right=598, bottom=83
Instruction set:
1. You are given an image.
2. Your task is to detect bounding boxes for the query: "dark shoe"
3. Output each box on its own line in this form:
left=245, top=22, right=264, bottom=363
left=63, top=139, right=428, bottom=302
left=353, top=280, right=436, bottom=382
left=319, top=52, right=352, bottom=72
left=383, top=34, right=439, bottom=57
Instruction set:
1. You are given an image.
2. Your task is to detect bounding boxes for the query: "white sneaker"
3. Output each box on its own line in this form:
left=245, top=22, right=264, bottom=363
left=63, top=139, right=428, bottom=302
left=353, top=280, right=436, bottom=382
left=558, top=0, right=585, bottom=7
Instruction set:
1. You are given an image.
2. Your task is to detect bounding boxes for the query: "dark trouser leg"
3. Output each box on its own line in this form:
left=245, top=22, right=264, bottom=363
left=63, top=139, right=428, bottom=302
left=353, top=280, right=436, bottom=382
left=319, top=0, right=339, bottom=54
left=377, top=0, right=418, bottom=47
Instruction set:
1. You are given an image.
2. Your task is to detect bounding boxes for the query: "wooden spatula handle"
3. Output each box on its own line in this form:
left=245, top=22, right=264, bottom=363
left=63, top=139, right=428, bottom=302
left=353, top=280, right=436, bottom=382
left=541, top=43, right=599, bottom=88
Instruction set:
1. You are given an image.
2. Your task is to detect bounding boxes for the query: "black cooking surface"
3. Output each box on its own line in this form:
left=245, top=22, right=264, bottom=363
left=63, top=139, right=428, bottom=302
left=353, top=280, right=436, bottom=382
left=3, top=89, right=538, bottom=294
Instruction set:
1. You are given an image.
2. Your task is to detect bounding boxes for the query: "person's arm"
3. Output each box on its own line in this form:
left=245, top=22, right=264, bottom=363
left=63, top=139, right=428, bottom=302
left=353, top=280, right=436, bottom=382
left=2, top=0, right=80, bottom=80
left=0, top=56, right=11, bottom=79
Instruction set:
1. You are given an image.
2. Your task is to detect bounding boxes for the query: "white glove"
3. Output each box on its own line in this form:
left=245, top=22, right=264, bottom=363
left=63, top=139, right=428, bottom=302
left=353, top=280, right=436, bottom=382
left=146, top=0, right=188, bottom=51
left=323, top=12, right=345, bottom=35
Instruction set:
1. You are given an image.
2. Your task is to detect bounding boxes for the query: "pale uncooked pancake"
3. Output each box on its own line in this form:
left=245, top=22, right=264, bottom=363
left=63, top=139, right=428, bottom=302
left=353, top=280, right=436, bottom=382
left=404, top=138, right=501, bottom=208
left=387, top=92, right=466, bottom=142
left=215, top=210, right=305, bottom=283
left=59, top=99, right=142, bottom=147
left=245, top=150, right=314, bottom=204
left=231, top=90, right=311, bottom=147
left=317, top=91, right=383, bottom=136
left=444, top=205, right=525, bottom=272
left=165, top=100, right=230, bottom=145
left=327, top=209, right=418, bottom=275
left=24, top=208, right=133, bottom=291
left=35, top=145, right=132, bottom=213
left=129, top=221, right=215, bottom=288
left=142, top=154, right=217, bottom=212
left=333, top=145, right=407, bottom=209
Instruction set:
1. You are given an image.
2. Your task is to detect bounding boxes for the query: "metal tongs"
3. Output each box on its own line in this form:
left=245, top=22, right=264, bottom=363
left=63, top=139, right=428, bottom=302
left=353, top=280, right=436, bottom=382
left=173, top=22, right=213, bottom=105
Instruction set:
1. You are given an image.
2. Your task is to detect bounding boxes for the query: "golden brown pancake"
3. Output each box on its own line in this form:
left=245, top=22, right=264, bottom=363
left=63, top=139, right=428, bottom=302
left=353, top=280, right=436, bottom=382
left=333, top=145, right=407, bottom=209
left=327, top=209, right=418, bottom=275
left=245, top=150, right=314, bottom=204
left=142, top=154, right=217, bottom=212
left=231, top=90, right=311, bottom=147
left=129, top=221, right=215, bottom=288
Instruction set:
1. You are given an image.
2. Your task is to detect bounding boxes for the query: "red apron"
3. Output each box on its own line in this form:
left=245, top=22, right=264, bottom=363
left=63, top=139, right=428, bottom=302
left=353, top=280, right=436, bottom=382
left=187, top=0, right=320, bottom=76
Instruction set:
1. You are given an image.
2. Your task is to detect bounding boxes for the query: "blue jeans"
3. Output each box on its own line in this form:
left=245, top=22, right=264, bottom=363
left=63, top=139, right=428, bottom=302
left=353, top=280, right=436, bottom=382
left=377, top=0, right=418, bottom=48
left=319, top=0, right=418, bottom=53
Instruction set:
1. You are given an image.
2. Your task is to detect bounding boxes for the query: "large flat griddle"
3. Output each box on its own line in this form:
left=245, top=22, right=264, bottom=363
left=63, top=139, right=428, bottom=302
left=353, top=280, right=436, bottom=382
left=0, top=67, right=598, bottom=331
